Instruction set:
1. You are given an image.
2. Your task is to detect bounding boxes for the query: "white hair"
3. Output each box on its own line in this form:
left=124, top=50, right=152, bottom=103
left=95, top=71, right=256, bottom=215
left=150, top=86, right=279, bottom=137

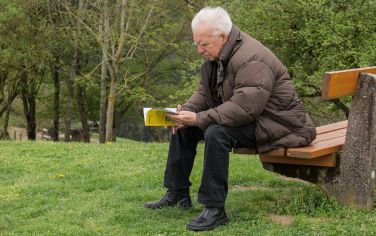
left=191, top=7, right=232, bottom=36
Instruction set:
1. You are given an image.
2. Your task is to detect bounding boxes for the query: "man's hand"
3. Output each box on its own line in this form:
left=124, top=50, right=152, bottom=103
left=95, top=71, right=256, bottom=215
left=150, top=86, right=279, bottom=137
left=168, top=111, right=198, bottom=127
left=170, top=104, right=183, bottom=134
left=168, top=105, right=199, bottom=134
left=168, top=111, right=198, bottom=126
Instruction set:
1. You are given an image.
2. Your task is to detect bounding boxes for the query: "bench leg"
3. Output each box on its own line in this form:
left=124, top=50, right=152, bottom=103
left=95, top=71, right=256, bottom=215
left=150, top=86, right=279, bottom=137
left=262, top=162, right=327, bottom=183
left=318, top=73, right=376, bottom=210
left=260, top=154, right=337, bottom=183
left=262, top=73, right=376, bottom=210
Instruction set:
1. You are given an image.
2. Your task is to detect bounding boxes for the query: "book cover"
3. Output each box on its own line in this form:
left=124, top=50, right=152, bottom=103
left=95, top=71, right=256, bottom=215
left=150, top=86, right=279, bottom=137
left=143, top=108, right=178, bottom=126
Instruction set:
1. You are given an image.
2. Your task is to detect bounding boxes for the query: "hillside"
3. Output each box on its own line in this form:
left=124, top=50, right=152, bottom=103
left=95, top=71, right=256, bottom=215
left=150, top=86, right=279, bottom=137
left=1, top=140, right=376, bottom=235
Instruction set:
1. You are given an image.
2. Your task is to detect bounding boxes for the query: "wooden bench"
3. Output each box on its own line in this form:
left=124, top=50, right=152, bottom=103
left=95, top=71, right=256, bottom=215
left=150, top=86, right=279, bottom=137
left=234, top=66, right=376, bottom=210
left=235, top=120, right=348, bottom=168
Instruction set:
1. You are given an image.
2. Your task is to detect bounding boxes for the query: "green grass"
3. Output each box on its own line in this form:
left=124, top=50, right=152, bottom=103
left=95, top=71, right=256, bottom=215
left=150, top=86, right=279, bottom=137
left=1, top=140, right=376, bottom=235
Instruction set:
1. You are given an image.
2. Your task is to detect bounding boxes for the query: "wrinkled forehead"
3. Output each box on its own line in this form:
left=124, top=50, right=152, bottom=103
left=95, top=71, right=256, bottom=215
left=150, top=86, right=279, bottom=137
left=192, top=24, right=216, bottom=39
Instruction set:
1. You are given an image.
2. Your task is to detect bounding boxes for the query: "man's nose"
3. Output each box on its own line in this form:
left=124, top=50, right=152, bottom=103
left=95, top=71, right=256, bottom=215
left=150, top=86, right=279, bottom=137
left=197, top=46, right=205, bottom=54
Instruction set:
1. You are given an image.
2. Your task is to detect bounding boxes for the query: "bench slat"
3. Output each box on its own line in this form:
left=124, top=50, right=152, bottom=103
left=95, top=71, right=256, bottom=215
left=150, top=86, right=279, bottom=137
left=316, top=120, right=347, bottom=135
left=322, top=67, right=376, bottom=99
left=264, top=148, right=286, bottom=156
left=287, top=136, right=345, bottom=158
left=314, top=128, right=346, bottom=142
left=233, top=147, right=286, bottom=156
left=260, top=153, right=336, bottom=167
left=233, top=121, right=347, bottom=157
left=233, top=148, right=257, bottom=155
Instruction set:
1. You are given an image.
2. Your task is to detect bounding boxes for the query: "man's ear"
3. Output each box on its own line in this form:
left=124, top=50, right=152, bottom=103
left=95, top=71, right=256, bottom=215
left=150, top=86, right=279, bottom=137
left=220, top=33, right=229, bottom=43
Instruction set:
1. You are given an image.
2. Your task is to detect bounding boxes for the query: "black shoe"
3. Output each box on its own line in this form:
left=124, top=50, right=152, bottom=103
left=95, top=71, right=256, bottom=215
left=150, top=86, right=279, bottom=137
left=144, top=190, right=192, bottom=209
left=186, top=207, right=228, bottom=231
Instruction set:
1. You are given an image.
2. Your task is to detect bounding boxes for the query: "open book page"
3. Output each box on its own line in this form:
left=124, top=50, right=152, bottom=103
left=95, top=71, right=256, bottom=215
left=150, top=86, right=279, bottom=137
left=143, top=108, right=178, bottom=126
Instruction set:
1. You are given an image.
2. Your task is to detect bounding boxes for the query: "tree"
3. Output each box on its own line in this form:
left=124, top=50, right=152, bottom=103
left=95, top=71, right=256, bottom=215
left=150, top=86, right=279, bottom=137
left=0, top=69, right=19, bottom=139
left=64, top=0, right=156, bottom=142
left=225, top=0, right=376, bottom=119
left=0, top=0, right=52, bottom=140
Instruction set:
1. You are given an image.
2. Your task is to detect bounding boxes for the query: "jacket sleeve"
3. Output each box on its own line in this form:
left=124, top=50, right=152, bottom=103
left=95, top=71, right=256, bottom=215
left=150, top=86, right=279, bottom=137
left=183, top=78, right=210, bottom=112
left=197, top=60, right=274, bottom=128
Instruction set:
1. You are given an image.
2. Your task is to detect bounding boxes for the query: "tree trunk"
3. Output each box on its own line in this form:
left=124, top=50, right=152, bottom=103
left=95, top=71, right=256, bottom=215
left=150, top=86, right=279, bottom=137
left=2, top=89, right=15, bottom=139
left=103, top=0, right=116, bottom=143
left=105, top=70, right=116, bottom=142
left=0, top=73, right=5, bottom=103
left=113, top=110, right=118, bottom=142
left=64, top=73, right=74, bottom=142
left=0, top=92, right=17, bottom=119
left=99, top=4, right=109, bottom=144
left=0, top=104, right=11, bottom=140
left=99, top=55, right=108, bottom=143
left=21, top=94, right=36, bottom=140
left=52, top=65, right=60, bottom=141
left=0, top=73, right=18, bottom=119
left=76, top=84, right=90, bottom=142
left=20, top=72, right=36, bottom=140
left=319, top=73, right=376, bottom=210
left=64, top=0, right=86, bottom=142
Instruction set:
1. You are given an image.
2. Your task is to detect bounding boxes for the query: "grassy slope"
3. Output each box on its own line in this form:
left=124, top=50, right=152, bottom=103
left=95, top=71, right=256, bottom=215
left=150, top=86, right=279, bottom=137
left=0, top=140, right=375, bottom=235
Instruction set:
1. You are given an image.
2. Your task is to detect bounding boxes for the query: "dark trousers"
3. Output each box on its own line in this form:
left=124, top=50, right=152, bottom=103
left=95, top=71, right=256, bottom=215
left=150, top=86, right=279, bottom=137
left=163, top=123, right=257, bottom=207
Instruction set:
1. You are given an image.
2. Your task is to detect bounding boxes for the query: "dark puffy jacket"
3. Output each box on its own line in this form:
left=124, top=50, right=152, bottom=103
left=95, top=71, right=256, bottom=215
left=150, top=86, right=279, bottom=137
left=183, top=25, right=316, bottom=153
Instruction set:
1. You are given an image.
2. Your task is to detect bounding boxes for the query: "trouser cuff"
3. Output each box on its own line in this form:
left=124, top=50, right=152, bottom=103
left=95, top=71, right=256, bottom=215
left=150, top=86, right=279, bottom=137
left=197, top=198, right=225, bottom=208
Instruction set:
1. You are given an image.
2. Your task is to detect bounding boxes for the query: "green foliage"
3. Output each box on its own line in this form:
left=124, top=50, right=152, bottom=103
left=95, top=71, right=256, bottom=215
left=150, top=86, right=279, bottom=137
left=168, top=58, right=202, bottom=106
left=0, top=1, right=50, bottom=79
left=1, top=141, right=376, bottom=235
left=210, top=0, right=376, bottom=123
left=103, top=0, right=201, bottom=122
left=1, top=0, right=375, bottom=137
left=226, top=0, right=376, bottom=98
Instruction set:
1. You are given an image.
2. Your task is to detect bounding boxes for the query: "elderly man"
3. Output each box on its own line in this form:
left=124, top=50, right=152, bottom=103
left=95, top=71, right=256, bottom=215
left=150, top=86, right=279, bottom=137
left=145, top=7, right=316, bottom=231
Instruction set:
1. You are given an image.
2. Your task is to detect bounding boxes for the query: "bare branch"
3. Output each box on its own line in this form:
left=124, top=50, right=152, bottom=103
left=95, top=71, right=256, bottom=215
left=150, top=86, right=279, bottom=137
left=125, top=8, right=153, bottom=59
left=62, top=1, right=104, bottom=49
left=86, top=61, right=104, bottom=78
left=114, top=0, right=128, bottom=59
left=104, top=53, right=116, bottom=82
left=100, top=0, right=113, bottom=60
left=124, top=1, right=132, bottom=37
left=183, top=0, right=200, bottom=9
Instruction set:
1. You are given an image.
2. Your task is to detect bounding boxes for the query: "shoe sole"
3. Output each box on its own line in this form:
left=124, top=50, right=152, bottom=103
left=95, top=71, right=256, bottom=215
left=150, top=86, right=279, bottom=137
left=145, top=196, right=192, bottom=210
left=186, top=217, right=229, bottom=231
left=144, top=202, right=192, bottom=210
left=178, top=200, right=192, bottom=209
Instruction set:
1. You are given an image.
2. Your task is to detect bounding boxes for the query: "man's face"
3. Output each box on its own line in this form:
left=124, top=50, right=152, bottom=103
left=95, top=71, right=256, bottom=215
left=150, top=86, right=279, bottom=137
left=193, top=24, right=228, bottom=61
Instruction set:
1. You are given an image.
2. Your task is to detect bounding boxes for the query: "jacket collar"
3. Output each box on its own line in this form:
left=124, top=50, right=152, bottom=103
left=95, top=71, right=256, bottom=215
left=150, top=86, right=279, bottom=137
left=219, top=25, right=241, bottom=66
left=216, top=25, right=241, bottom=84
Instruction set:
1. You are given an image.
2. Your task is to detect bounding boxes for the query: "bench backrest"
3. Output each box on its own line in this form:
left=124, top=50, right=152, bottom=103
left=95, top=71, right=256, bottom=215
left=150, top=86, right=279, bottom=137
left=321, top=66, right=376, bottom=99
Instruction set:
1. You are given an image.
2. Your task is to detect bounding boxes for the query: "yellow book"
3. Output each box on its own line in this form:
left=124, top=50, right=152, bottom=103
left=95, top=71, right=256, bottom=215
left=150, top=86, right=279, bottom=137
left=143, top=108, right=178, bottom=126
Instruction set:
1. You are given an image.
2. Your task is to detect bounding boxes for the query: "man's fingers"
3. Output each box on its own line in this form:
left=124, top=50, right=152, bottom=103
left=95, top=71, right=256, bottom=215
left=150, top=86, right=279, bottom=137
left=166, top=114, right=180, bottom=122
left=177, top=104, right=182, bottom=113
left=166, top=113, right=176, bottom=119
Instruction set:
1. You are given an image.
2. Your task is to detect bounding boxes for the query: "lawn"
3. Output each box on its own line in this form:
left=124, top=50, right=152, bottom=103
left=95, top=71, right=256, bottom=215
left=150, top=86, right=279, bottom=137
left=1, top=140, right=376, bottom=235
